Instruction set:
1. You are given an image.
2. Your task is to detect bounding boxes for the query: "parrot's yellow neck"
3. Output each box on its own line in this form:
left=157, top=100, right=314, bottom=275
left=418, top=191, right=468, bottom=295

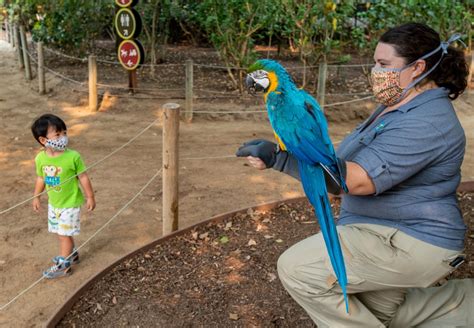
left=264, top=72, right=280, bottom=102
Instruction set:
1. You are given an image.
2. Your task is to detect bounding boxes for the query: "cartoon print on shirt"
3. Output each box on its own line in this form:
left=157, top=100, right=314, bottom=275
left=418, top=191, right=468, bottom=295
left=43, top=165, right=62, bottom=192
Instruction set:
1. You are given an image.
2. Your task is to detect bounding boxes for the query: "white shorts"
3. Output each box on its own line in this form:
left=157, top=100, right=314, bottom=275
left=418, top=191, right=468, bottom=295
left=48, top=204, right=81, bottom=236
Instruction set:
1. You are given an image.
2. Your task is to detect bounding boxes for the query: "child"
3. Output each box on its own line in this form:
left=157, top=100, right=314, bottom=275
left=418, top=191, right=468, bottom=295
left=31, top=114, right=95, bottom=278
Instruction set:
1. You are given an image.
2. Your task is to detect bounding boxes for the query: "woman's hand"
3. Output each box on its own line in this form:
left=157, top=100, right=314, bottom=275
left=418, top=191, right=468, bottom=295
left=247, top=156, right=267, bottom=170
left=236, top=139, right=278, bottom=168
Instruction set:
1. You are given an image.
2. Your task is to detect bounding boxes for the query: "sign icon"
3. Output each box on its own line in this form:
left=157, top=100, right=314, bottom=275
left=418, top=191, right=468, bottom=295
left=115, top=0, right=138, bottom=8
left=115, top=8, right=141, bottom=40
left=117, top=39, right=144, bottom=70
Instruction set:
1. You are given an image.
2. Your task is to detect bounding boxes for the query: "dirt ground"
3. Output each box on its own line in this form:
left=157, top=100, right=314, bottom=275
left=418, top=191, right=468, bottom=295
left=57, top=193, right=473, bottom=327
left=0, top=35, right=473, bottom=328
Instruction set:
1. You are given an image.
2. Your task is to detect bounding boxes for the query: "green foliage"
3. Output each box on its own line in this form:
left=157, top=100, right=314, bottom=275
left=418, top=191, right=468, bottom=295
left=5, top=0, right=114, bottom=53
left=3, top=0, right=471, bottom=84
left=193, top=0, right=278, bottom=90
left=351, top=0, right=472, bottom=53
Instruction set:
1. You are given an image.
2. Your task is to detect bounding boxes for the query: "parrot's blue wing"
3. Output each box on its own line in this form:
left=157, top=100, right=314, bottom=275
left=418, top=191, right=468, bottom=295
left=297, top=153, right=349, bottom=313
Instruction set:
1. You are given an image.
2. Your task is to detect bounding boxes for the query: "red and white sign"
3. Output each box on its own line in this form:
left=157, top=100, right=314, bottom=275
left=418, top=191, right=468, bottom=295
left=117, top=40, right=143, bottom=70
left=115, top=0, right=134, bottom=7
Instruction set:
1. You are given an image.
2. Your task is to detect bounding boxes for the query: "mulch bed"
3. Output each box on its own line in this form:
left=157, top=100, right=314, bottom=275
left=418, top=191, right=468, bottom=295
left=57, top=193, right=473, bottom=327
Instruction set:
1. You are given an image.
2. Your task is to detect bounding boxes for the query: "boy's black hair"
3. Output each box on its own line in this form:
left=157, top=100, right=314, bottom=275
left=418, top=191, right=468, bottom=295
left=31, top=114, right=67, bottom=145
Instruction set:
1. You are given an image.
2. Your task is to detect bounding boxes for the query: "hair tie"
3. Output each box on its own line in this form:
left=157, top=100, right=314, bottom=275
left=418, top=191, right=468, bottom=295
left=441, top=33, right=466, bottom=54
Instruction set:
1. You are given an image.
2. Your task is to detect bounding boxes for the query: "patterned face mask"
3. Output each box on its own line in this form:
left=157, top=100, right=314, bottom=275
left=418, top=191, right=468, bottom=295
left=370, top=67, right=406, bottom=106
left=370, top=33, right=464, bottom=107
left=45, top=135, right=68, bottom=151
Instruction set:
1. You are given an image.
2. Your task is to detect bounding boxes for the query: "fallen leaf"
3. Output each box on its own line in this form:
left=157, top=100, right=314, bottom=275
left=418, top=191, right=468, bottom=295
left=263, top=235, right=273, bottom=239
left=112, top=296, right=117, bottom=304
left=199, top=232, right=209, bottom=239
left=267, top=273, right=277, bottom=282
left=224, top=222, right=232, bottom=230
left=96, top=303, right=102, bottom=311
left=229, top=313, right=239, bottom=320
left=219, top=236, right=229, bottom=244
left=275, top=239, right=283, bottom=243
left=248, top=239, right=257, bottom=246
left=192, top=232, right=198, bottom=240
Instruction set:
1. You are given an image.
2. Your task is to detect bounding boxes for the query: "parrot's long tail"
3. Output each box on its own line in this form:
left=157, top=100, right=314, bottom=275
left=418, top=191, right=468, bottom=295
left=298, top=161, right=350, bottom=313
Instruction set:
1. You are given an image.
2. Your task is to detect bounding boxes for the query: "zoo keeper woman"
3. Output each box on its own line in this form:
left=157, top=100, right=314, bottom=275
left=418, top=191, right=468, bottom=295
left=236, top=22, right=473, bottom=327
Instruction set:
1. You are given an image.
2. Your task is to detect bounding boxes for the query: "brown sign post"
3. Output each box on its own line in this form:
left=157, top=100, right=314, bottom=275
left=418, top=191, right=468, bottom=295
left=114, top=0, right=144, bottom=94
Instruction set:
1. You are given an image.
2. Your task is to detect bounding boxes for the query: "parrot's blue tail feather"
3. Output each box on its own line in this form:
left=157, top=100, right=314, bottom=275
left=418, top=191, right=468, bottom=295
left=298, top=161, right=350, bottom=313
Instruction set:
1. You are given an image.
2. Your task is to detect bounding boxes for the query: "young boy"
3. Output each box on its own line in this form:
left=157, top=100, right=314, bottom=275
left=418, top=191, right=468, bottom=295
left=31, top=114, right=95, bottom=278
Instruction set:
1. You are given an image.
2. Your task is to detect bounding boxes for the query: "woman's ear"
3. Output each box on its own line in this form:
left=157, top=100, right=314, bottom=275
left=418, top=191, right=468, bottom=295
left=411, top=59, right=427, bottom=80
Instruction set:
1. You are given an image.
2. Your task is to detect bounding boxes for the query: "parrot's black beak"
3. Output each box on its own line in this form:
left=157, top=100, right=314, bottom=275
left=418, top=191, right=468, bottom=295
left=245, top=74, right=257, bottom=95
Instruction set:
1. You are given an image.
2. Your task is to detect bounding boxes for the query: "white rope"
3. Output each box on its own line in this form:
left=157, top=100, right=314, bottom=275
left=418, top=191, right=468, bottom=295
left=43, top=46, right=87, bottom=63
left=97, top=83, right=184, bottom=92
left=324, top=95, right=374, bottom=108
left=42, top=65, right=86, bottom=86
left=185, top=95, right=374, bottom=114
left=182, top=155, right=236, bottom=160
left=0, top=117, right=160, bottom=215
left=0, top=168, right=162, bottom=312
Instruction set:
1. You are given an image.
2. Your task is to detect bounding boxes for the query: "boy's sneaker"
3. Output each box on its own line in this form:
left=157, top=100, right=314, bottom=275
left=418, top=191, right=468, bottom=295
left=52, top=250, right=80, bottom=266
left=43, top=257, right=72, bottom=279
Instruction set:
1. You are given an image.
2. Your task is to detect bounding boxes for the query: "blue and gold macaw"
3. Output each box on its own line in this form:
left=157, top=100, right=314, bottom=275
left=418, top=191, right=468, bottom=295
left=245, top=59, right=350, bottom=312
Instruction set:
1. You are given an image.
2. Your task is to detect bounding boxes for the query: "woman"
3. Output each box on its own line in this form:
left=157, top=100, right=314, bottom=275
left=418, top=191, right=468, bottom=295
left=236, top=23, right=471, bottom=327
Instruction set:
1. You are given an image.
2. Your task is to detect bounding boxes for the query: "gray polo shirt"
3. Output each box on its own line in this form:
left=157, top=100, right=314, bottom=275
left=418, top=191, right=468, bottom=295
left=337, top=87, right=466, bottom=250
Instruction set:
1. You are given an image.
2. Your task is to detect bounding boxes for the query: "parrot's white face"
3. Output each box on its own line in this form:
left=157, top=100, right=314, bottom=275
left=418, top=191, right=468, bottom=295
left=245, top=70, right=270, bottom=94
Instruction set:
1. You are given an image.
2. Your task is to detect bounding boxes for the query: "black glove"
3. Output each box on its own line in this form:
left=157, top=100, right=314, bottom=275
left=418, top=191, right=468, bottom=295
left=235, top=139, right=278, bottom=168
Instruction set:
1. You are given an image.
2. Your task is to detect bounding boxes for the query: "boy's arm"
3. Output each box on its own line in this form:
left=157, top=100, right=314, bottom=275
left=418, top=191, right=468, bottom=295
left=78, top=173, right=96, bottom=211
left=32, top=176, right=45, bottom=212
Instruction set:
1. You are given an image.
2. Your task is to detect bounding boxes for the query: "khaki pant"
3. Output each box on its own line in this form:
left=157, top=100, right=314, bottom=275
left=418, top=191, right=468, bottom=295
left=277, top=223, right=474, bottom=327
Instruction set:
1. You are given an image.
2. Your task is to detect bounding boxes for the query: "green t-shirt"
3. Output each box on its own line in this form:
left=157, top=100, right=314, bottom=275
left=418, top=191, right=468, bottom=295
left=35, top=149, right=86, bottom=208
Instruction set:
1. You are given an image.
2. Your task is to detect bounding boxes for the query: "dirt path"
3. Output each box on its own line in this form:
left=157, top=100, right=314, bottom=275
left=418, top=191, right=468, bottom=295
left=0, top=38, right=472, bottom=327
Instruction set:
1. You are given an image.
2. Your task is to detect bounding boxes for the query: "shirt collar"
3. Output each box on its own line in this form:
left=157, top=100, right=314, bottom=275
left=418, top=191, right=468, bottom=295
left=395, top=87, right=450, bottom=113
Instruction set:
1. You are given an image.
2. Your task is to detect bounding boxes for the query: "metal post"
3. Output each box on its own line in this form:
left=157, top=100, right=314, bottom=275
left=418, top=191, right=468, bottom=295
left=88, top=55, right=98, bottom=112
left=317, top=61, right=327, bottom=112
left=37, top=42, right=45, bottom=94
left=162, top=103, right=180, bottom=235
left=185, top=59, right=193, bottom=123
left=14, top=24, right=24, bottom=69
left=19, top=25, right=31, bottom=80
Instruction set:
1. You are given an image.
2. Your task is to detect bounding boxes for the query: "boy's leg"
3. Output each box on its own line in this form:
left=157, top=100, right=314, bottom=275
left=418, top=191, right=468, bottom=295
left=58, top=235, right=74, bottom=259
left=277, top=223, right=461, bottom=327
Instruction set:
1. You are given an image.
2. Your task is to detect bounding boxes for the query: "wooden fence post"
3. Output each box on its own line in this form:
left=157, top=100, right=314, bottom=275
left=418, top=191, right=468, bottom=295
left=162, top=103, right=180, bottom=235
left=4, top=19, right=9, bottom=43
left=11, top=21, right=15, bottom=48
left=37, top=42, right=45, bottom=94
left=8, top=20, right=13, bottom=46
left=88, top=55, right=98, bottom=112
left=19, top=25, right=31, bottom=80
left=185, top=59, right=193, bottom=122
left=14, top=24, right=24, bottom=69
left=317, top=61, right=327, bottom=112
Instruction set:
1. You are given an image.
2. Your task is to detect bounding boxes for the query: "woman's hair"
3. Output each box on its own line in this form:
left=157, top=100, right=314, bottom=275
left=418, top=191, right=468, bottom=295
left=380, top=22, right=468, bottom=100
left=31, top=114, right=67, bottom=145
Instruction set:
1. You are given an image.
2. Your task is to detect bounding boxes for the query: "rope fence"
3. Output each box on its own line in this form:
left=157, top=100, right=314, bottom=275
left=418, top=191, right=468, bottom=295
left=14, top=36, right=376, bottom=115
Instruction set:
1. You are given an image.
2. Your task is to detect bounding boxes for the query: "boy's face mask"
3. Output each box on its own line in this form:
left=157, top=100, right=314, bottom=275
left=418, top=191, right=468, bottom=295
left=45, top=135, right=68, bottom=151
left=370, top=33, right=464, bottom=107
